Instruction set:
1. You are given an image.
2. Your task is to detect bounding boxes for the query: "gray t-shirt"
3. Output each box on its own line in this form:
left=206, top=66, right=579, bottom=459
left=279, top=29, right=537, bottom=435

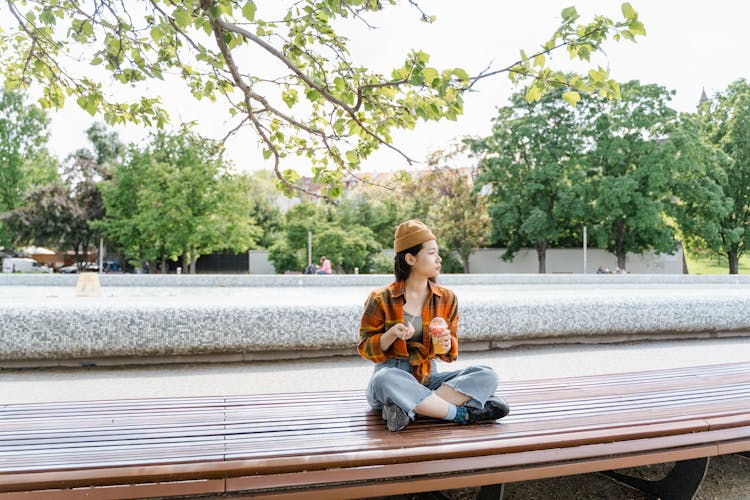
left=403, top=312, right=424, bottom=343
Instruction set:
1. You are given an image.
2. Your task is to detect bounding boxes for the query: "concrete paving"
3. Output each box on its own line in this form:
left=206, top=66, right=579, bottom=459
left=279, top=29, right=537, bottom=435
left=2, top=337, right=749, bottom=404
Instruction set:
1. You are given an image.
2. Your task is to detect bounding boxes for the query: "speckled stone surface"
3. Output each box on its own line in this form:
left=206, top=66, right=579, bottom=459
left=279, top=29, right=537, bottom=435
left=1, top=275, right=749, bottom=364
left=2, top=273, right=750, bottom=287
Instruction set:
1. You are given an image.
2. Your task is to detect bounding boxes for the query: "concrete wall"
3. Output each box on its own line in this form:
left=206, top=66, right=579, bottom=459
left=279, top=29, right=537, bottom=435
left=248, top=250, right=275, bottom=274
left=468, top=246, right=684, bottom=274
left=1, top=273, right=748, bottom=368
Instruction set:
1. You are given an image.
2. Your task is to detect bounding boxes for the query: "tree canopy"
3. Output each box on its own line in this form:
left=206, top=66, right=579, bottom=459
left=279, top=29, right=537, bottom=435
left=467, top=86, right=582, bottom=273
left=401, top=165, right=489, bottom=273
left=695, top=79, right=750, bottom=273
left=577, top=81, right=681, bottom=270
left=1, top=1, right=645, bottom=196
left=97, top=131, right=260, bottom=272
left=0, top=89, right=56, bottom=245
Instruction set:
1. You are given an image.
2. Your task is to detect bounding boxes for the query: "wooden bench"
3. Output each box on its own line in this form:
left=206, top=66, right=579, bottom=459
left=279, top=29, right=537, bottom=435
left=1, top=361, right=749, bottom=499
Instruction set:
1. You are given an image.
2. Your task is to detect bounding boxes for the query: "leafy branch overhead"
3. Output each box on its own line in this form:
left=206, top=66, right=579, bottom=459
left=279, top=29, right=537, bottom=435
left=1, top=1, right=644, bottom=196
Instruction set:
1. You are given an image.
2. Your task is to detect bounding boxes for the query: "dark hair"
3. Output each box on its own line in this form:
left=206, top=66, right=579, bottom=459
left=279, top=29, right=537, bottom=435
left=394, top=243, right=436, bottom=282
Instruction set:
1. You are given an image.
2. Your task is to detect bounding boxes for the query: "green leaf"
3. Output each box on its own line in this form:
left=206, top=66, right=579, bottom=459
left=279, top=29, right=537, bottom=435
left=562, top=90, right=580, bottom=107
left=416, top=51, right=430, bottom=64
left=452, top=68, right=469, bottom=81
left=207, top=5, right=222, bottom=19
left=561, top=6, right=578, bottom=21
left=282, top=88, right=298, bottom=108
left=588, top=68, right=606, bottom=83
left=150, top=27, right=161, bottom=43
left=174, top=8, right=191, bottom=28
left=525, top=85, right=542, bottom=103
left=621, top=3, right=637, bottom=20
left=608, top=80, right=622, bottom=99
left=242, top=1, right=257, bottom=21
left=422, top=67, right=439, bottom=85
left=345, top=150, right=358, bottom=164
left=533, top=53, right=545, bottom=68
left=333, top=119, right=346, bottom=134
left=629, top=21, right=646, bottom=36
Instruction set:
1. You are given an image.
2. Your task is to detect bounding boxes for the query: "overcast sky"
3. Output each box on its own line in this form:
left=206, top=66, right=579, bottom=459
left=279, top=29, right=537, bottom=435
left=29, top=1, right=750, bottom=175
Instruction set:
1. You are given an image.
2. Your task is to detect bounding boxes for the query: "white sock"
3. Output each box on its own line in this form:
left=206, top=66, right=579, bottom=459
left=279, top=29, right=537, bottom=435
left=443, top=403, right=458, bottom=421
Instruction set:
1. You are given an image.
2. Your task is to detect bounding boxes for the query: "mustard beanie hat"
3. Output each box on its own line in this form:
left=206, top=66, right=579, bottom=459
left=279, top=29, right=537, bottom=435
left=394, top=219, right=436, bottom=253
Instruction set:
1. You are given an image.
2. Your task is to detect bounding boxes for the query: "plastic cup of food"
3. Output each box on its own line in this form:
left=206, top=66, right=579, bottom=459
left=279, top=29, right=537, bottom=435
left=429, top=317, right=449, bottom=354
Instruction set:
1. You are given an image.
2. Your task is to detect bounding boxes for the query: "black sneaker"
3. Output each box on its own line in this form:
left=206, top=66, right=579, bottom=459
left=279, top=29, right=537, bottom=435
left=467, top=397, right=510, bottom=424
left=382, top=403, right=410, bottom=432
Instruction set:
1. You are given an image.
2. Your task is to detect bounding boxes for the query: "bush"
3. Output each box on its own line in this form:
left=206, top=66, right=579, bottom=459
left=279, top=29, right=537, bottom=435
left=268, top=239, right=305, bottom=274
left=367, top=251, right=393, bottom=274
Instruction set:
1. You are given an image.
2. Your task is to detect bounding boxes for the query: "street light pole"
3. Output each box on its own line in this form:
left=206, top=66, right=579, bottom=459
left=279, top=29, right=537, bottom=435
left=308, top=231, right=312, bottom=267
left=583, top=225, right=588, bottom=274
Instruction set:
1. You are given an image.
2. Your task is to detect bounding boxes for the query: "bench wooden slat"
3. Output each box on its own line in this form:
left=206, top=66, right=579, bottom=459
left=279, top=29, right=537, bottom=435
left=4, top=381, right=748, bottom=447
left=3, top=421, right=749, bottom=494
left=1, top=361, right=749, bottom=498
left=4, top=370, right=748, bottom=426
left=2, top=399, right=747, bottom=470
left=3, top=361, right=747, bottom=416
left=3, top=403, right=747, bottom=466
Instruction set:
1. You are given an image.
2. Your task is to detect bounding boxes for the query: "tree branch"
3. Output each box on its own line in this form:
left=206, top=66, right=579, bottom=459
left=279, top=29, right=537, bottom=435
left=207, top=15, right=322, bottom=199
left=468, top=24, right=616, bottom=85
left=214, top=16, right=415, bottom=165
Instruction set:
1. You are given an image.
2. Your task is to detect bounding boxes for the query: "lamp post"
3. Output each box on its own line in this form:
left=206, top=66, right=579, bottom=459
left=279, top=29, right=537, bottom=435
left=583, top=226, right=588, bottom=274
left=308, top=231, right=312, bottom=268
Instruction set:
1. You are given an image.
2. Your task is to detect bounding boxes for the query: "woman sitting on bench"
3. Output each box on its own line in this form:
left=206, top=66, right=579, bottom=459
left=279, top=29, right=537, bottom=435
left=358, top=219, right=510, bottom=431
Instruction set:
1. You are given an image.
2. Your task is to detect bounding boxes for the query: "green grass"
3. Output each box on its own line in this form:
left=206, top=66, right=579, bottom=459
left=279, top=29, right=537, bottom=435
left=684, top=252, right=750, bottom=274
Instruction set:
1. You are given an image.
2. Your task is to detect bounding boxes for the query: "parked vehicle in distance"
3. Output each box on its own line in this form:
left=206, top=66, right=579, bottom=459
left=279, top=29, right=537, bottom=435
left=58, top=262, right=100, bottom=274
left=1, top=257, right=53, bottom=273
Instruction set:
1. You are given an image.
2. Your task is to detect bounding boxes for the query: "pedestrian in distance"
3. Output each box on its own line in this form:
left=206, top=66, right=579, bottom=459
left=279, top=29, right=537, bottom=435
left=358, top=219, right=509, bottom=431
left=316, top=255, right=332, bottom=274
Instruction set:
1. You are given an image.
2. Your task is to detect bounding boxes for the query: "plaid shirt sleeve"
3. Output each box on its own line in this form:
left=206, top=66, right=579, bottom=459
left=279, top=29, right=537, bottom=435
left=357, top=289, right=389, bottom=362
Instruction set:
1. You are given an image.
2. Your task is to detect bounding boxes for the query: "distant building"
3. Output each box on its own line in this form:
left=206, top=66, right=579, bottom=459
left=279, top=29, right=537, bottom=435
left=273, top=166, right=478, bottom=211
left=698, top=87, right=709, bottom=107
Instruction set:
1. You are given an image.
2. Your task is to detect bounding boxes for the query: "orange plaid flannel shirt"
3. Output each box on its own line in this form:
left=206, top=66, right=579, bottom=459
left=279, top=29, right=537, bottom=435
left=358, top=280, right=459, bottom=384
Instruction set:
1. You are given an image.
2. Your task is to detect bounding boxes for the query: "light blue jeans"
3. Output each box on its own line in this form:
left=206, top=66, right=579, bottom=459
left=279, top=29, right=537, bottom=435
left=366, top=358, right=500, bottom=419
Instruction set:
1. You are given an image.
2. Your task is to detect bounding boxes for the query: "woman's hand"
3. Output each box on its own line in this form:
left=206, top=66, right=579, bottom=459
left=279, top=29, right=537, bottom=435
left=380, top=322, right=415, bottom=351
left=388, top=322, right=415, bottom=341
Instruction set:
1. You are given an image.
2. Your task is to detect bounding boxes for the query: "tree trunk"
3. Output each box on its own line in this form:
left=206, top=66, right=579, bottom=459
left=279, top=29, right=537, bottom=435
left=728, top=249, right=739, bottom=274
left=459, top=250, right=471, bottom=274
left=181, top=252, right=188, bottom=273
left=615, top=219, right=626, bottom=270
left=189, top=245, right=197, bottom=274
left=682, top=249, right=689, bottom=275
left=73, top=244, right=81, bottom=269
left=536, top=241, right=547, bottom=274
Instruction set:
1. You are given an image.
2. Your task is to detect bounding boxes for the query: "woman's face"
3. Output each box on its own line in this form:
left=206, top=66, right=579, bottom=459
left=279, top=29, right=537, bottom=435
left=408, top=239, right=442, bottom=279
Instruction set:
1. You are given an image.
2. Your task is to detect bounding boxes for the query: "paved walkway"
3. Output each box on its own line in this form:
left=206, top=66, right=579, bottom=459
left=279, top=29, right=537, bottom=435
left=2, top=337, right=749, bottom=404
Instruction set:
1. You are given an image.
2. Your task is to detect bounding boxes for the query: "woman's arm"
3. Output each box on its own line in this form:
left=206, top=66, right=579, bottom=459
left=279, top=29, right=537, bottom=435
left=358, top=290, right=414, bottom=361
left=380, top=322, right=414, bottom=351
